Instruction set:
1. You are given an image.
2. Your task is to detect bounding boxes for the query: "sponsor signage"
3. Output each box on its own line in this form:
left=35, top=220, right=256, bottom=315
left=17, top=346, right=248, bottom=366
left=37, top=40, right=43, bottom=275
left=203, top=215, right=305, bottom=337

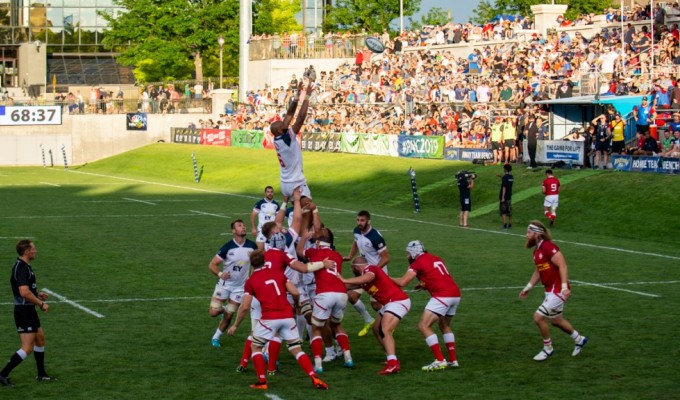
left=171, top=128, right=201, bottom=144
left=397, top=135, right=443, bottom=159
left=126, top=113, right=147, bottom=130
left=231, top=130, right=265, bottom=149
left=200, top=129, right=231, bottom=146
left=611, top=155, right=680, bottom=174
left=301, top=132, right=341, bottom=153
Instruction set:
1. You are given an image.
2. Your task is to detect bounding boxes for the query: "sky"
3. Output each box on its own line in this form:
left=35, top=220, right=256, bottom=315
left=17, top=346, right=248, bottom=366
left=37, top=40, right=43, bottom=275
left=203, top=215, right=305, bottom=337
left=415, top=0, right=482, bottom=24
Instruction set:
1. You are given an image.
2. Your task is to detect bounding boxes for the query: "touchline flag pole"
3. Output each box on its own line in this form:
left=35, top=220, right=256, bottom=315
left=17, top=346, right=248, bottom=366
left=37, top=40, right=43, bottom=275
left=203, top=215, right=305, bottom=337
left=408, top=167, right=420, bottom=213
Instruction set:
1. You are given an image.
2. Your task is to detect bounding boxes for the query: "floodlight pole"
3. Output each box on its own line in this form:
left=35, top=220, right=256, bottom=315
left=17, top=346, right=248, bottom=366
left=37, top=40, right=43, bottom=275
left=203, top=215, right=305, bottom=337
left=218, top=35, right=225, bottom=89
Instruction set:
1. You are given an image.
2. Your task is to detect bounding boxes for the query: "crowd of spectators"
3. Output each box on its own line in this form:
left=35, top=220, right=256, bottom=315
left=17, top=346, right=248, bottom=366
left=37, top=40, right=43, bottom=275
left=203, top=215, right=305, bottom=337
left=197, top=3, right=680, bottom=162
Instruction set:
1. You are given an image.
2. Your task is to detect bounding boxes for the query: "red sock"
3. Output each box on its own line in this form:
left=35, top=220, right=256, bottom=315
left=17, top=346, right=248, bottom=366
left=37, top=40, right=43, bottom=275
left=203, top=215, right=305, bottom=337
left=445, top=341, right=457, bottom=362
left=252, top=352, right=267, bottom=383
left=295, top=352, right=315, bottom=376
left=550, top=214, right=556, bottom=221
left=544, top=210, right=551, bottom=218
left=311, top=336, right=324, bottom=359
left=430, top=343, right=445, bottom=362
left=240, top=337, right=253, bottom=368
left=335, top=333, right=350, bottom=352
left=267, top=338, right=282, bottom=372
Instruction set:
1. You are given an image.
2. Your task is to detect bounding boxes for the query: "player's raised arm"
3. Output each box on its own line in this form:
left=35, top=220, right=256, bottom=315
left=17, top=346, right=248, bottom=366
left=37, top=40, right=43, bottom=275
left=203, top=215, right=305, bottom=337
left=291, top=82, right=313, bottom=134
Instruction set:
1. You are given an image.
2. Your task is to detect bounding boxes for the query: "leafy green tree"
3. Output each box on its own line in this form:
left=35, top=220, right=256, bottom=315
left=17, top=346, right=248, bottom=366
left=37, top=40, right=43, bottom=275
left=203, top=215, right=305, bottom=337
left=472, top=0, right=612, bottom=25
left=100, top=0, right=238, bottom=83
left=324, top=0, right=421, bottom=34
left=253, top=0, right=302, bottom=35
left=408, top=7, right=450, bottom=30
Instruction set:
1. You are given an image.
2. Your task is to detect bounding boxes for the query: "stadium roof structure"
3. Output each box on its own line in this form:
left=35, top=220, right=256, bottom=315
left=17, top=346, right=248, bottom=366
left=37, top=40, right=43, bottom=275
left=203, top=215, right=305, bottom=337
left=533, top=94, right=645, bottom=116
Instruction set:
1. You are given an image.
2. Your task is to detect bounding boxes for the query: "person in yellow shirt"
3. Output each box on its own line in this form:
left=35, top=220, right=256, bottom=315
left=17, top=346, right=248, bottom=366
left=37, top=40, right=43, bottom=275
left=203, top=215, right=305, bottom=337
left=609, top=113, right=626, bottom=154
left=490, top=117, right=504, bottom=164
left=502, top=117, right=516, bottom=163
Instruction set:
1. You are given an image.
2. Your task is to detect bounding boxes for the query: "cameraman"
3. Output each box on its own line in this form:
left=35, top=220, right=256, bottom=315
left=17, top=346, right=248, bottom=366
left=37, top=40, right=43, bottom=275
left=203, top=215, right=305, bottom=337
left=457, top=171, right=475, bottom=227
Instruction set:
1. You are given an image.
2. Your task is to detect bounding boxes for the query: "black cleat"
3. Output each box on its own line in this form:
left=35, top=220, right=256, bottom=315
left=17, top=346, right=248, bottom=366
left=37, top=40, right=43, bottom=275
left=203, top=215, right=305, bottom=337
left=36, top=375, right=57, bottom=382
left=0, top=375, right=13, bottom=387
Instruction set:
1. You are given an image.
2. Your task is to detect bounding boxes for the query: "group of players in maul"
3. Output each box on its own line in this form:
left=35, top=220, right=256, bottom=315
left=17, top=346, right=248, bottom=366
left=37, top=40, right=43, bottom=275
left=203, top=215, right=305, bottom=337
left=203, top=76, right=587, bottom=391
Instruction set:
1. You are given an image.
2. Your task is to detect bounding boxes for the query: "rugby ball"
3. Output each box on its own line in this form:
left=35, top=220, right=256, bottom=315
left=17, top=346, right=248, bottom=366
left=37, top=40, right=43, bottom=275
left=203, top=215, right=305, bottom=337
left=365, top=36, right=386, bottom=54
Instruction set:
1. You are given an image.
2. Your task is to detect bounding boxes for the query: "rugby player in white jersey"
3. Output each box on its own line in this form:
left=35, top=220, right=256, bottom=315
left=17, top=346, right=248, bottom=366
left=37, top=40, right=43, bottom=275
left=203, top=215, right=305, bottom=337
left=270, top=80, right=314, bottom=200
left=208, top=219, right=257, bottom=348
left=250, top=185, right=281, bottom=250
left=343, top=210, right=391, bottom=336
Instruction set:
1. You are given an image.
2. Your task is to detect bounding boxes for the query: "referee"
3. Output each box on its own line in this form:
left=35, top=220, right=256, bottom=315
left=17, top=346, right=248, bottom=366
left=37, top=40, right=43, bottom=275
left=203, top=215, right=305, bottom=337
left=0, top=240, right=54, bottom=387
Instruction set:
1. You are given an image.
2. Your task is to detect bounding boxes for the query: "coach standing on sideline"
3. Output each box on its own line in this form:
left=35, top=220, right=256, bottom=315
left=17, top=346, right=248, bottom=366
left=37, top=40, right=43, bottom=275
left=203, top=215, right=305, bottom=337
left=0, top=240, right=55, bottom=387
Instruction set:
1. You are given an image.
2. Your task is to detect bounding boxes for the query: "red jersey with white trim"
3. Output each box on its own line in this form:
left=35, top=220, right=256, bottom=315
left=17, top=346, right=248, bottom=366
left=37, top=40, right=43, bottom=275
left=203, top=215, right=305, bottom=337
left=542, top=176, right=560, bottom=196
left=361, top=264, right=409, bottom=306
left=533, top=240, right=568, bottom=294
left=244, top=267, right=293, bottom=319
left=408, top=252, right=460, bottom=297
left=304, top=247, right=346, bottom=294
left=264, top=247, right=299, bottom=284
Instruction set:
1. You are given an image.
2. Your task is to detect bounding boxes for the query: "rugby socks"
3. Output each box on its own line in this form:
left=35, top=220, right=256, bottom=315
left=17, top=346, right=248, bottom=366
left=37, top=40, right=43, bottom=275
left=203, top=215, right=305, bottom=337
left=311, top=336, right=324, bottom=366
left=212, top=328, right=223, bottom=341
left=295, top=351, right=315, bottom=376
left=443, top=333, right=458, bottom=362
left=0, top=349, right=27, bottom=377
left=296, top=315, right=307, bottom=341
left=335, top=333, right=350, bottom=352
left=352, top=300, right=373, bottom=324
left=425, top=334, right=445, bottom=362
left=267, top=337, right=282, bottom=372
left=33, top=346, right=46, bottom=377
left=570, top=330, right=582, bottom=342
left=252, top=352, right=267, bottom=383
left=543, top=338, right=553, bottom=351
left=240, top=336, right=253, bottom=368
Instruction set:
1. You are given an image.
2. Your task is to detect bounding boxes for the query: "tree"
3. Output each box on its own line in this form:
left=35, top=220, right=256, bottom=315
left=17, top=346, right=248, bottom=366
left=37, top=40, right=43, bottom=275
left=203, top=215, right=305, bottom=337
left=472, top=0, right=612, bottom=25
left=253, top=0, right=302, bottom=35
left=324, top=0, right=421, bottom=34
left=408, top=7, right=450, bottom=30
left=100, top=0, right=239, bottom=83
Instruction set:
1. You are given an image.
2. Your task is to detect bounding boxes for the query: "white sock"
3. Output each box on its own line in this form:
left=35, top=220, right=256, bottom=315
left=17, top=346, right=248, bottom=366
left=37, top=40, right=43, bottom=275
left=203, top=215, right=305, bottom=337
left=212, top=328, right=223, bottom=341
left=570, top=330, right=581, bottom=341
left=353, top=300, right=373, bottom=324
left=296, top=315, right=307, bottom=340
left=325, top=346, right=336, bottom=357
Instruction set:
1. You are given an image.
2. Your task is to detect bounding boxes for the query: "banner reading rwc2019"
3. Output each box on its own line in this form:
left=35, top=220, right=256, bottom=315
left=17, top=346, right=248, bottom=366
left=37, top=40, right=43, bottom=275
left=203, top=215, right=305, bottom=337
left=397, top=135, right=444, bottom=159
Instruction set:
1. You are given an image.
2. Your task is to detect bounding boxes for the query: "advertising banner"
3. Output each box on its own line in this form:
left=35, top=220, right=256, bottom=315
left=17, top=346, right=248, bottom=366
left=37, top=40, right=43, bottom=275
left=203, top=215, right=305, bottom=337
left=458, top=148, right=494, bottom=161
left=126, top=113, right=147, bottom=131
left=630, top=156, right=661, bottom=172
left=658, top=157, right=680, bottom=174
left=397, top=135, right=444, bottom=159
left=611, top=155, right=680, bottom=174
left=444, top=147, right=461, bottom=161
left=200, top=129, right=231, bottom=146
left=523, top=141, right=585, bottom=165
left=341, top=133, right=392, bottom=156
left=171, top=128, right=201, bottom=144
left=301, top=132, right=342, bottom=153
left=231, top=130, right=265, bottom=149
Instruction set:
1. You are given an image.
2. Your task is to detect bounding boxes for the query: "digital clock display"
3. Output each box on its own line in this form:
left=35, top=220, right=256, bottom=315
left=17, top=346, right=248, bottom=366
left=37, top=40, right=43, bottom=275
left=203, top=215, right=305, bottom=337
left=0, top=106, right=63, bottom=126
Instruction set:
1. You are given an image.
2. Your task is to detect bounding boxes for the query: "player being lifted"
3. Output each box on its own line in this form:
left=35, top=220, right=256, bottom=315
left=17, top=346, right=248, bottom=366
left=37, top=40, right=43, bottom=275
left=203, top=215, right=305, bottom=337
left=270, top=79, right=314, bottom=201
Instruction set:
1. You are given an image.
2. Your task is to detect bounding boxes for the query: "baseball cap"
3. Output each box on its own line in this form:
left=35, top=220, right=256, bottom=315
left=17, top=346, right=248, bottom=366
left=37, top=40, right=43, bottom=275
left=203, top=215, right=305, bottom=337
left=642, top=96, right=648, bottom=101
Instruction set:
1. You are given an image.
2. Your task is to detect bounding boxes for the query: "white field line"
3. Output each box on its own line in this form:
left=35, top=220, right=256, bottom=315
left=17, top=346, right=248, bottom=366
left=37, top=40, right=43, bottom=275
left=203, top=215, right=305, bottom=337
left=60, top=170, right=680, bottom=261
left=570, top=280, right=659, bottom=298
left=79, top=199, right=204, bottom=203
left=0, top=236, right=34, bottom=239
left=189, top=210, right=230, bottom=218
left=40, top=182, right=60, bottom=187
left=0, top=214, right=199, bottom=219
left=0, top=280, right=674, bottom=308
left=265, top=394, right=285, bottom=400
left=123, top=197, right=157, bottom=206
left=42, top=288, right=105, bottom=318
